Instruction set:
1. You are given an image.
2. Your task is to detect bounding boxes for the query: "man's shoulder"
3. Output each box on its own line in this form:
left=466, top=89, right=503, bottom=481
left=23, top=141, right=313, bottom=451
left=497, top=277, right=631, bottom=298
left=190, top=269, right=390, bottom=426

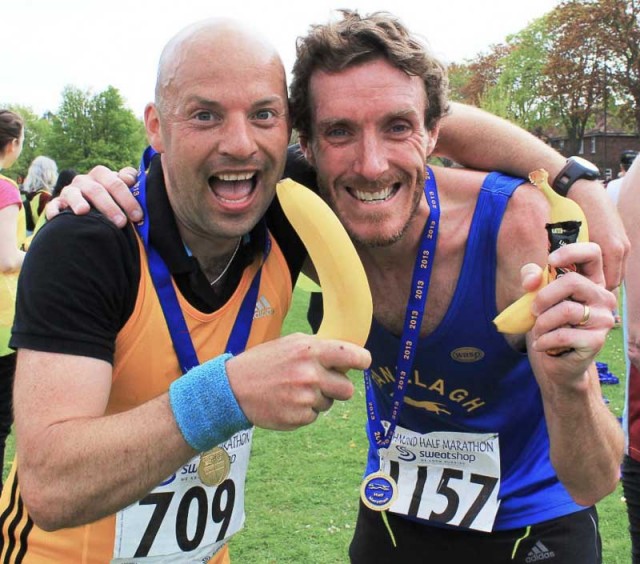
left=431, top=166, right=494, bottom=206
left=43, top=208, right=134, bottom=233
left=502, top=178, right=548, bottom=229
left=31, top=209, right=139, bottom=258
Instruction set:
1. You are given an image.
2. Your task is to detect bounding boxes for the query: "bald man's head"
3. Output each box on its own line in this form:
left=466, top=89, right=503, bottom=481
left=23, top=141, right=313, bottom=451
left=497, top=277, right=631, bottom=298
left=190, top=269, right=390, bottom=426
left=154, top=19, right=286, bottom=116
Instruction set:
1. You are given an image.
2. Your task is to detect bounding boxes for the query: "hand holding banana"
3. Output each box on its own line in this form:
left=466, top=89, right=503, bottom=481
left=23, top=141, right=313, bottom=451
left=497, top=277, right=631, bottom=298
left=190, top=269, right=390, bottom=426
left=493, top=169, right=589, bottom=334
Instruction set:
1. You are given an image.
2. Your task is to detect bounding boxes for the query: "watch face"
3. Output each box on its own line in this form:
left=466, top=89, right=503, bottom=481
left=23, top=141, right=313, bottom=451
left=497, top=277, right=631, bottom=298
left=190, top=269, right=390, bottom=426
left=570, top=156, right=600, bottom=175
left=552, top=156, right=600, bottom=195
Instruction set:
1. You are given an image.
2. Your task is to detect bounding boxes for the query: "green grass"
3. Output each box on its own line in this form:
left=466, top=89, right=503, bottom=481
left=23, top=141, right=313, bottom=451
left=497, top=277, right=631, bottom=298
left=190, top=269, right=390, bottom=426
left=2, top=287, right=632, bottom=562
left=234, top=289, right=633, bottom=562
left=591, top=325, right=630, bottom=564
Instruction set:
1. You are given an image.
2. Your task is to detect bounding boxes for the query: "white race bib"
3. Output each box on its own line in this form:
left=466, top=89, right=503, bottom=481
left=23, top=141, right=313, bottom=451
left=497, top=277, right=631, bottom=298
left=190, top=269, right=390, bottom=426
left=380, top=427, right=501, bottom=532
left=113, top=428, right=253, bottom=563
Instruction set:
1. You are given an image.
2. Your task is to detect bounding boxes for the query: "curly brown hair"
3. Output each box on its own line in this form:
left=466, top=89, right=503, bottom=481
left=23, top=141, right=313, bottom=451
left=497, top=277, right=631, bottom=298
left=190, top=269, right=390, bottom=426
left=289, top=10, right=449, bottom=140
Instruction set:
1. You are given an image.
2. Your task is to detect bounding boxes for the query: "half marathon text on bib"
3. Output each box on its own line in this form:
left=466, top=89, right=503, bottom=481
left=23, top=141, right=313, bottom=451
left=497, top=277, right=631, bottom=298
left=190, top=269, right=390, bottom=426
left=379, top=426, right=501, bottom=532
left=113, top=429, right=253, bottom=562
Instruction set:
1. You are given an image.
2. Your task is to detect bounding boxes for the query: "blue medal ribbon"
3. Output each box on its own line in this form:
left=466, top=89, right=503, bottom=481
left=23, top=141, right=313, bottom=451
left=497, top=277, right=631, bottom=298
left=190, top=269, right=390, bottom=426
left=364, top=168, right=440, bottom=451
left=132, top=146, right=269, bottom=372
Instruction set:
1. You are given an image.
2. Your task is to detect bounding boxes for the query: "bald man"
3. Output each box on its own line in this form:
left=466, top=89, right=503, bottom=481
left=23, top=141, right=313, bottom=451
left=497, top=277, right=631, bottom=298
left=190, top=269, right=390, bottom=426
left=0, top=19, right=370, bottom=563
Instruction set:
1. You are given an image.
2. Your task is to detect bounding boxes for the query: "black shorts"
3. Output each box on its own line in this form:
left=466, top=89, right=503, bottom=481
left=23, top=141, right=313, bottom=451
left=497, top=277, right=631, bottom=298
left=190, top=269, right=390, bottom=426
left=349, top=501, right=601, bottom=564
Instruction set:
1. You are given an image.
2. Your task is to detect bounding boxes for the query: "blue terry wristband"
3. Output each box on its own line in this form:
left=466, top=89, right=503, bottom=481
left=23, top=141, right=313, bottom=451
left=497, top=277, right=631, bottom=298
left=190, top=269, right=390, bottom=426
left=169, top=353, right=251, bottom=452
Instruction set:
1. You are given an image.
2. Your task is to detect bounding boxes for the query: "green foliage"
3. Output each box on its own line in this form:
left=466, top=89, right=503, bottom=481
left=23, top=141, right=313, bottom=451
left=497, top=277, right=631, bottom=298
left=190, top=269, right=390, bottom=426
left=447, top=63, right=475, bottom=104
left=448, top=0, right=640, bottom=138
left=481, top=18, right=552, bottom=132
left=3, top=86, right=145, bottom=178
left=44, top=85, right=146, bottom=172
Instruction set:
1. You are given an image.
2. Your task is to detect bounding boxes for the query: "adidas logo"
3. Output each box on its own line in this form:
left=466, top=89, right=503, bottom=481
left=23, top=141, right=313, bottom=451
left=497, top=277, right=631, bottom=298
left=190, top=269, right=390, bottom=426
left=525, top=540, right=555, bottom=562
left=253, top=295, right=274, bottom=319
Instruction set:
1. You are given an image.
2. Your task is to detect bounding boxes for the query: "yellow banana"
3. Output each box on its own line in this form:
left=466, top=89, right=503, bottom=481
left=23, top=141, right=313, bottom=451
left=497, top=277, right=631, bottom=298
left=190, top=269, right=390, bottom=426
left=493, top=267, right=550, bottom=334
left=276, top=178, right=373, bottom=346
left=529, top=169, right=589, bottom=243
left=493, top=169, right=589, bottom=334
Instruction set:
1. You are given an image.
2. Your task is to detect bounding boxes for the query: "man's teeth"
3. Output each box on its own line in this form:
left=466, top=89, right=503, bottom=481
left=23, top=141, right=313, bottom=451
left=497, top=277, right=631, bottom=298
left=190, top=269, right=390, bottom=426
left=353, top=187, right=393, bottom=202
left=217, top=172, right=255, bottom=181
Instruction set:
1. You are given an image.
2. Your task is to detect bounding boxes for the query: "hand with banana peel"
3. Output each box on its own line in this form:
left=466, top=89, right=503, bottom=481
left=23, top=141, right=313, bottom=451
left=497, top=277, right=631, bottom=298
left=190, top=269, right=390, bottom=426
left=496, top=168, right=616, bottom=385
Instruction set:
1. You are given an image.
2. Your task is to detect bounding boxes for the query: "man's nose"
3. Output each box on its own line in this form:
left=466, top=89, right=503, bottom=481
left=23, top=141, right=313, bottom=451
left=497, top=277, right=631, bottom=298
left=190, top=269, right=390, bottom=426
left=353, top=134, right=388, bottom=180
left=218, top=115, right=259, bottom=160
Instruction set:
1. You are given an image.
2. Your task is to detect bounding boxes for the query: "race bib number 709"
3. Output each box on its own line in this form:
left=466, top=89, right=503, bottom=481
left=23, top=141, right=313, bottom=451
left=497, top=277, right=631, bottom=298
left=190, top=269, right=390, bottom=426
left=113, top=429, right=252, bottom=563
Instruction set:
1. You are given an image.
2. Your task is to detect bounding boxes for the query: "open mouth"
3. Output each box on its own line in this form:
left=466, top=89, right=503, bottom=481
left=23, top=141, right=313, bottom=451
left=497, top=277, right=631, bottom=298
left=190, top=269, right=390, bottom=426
left=348, top=183, right=400, bottom=204
left=209, top=172, right=258, bottom=204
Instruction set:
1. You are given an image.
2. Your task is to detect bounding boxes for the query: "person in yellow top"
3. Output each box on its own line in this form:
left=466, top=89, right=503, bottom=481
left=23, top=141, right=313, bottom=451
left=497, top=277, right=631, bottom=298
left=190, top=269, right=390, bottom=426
left=0, top=109, right=26, bottom=492
left=0, top=20, right=371, bottom=564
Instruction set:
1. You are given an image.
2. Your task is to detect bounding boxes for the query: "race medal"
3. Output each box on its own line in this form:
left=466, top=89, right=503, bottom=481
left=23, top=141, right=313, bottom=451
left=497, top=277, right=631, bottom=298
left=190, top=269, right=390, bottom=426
left=360, top=471, right=398, bottom=512
left=198, top=447, right=231, bottom=486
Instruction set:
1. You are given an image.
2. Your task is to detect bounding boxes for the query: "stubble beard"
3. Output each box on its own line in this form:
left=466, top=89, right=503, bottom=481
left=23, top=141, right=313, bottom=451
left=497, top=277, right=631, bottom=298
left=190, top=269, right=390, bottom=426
left=319, top=180, right=424, bottom=249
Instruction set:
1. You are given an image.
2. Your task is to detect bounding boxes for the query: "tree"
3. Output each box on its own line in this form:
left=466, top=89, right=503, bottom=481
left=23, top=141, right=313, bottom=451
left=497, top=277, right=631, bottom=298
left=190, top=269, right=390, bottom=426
left=480, top=18, right=552, bottom=132
left=45, top=86, right=146, bottom=172
left=596, top=0, right=640, bottom=132
left=447, top=1, right=639, bottom=144
left=447, top=63, right=475, bottom=105
left=447, top=18, right=554, bottom=133
left=452, top=44, right=512, bottom=107
left=541, top=1, right=608, bottom=153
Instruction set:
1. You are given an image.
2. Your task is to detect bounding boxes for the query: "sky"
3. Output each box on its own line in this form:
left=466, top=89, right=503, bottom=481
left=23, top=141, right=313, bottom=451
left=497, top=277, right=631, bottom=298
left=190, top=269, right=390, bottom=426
left=3, top=0, right=561, bottom=118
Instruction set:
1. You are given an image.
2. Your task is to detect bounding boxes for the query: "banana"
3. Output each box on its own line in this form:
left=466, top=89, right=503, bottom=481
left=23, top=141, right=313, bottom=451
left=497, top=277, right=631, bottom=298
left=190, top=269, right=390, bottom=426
left=493, top=169, right=589, bottom=334
left=276, top=178, right=373, bottom=346
left=529, top=169, right=589, bottom=243
left=493, top=267, right=550, bottom=334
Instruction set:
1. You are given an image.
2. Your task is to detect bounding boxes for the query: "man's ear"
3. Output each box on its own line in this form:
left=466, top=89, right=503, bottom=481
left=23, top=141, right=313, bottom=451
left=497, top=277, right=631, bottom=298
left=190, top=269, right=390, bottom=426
left=299, top=135, right=316, bottom=168
left=425, top=123, right=441, bottom=157
left=144, top=103, right=165, bottom=153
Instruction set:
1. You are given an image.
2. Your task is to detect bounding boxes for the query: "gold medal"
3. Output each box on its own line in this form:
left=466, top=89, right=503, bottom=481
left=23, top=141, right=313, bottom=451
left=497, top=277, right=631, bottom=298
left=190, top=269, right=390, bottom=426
left=360, top=471, right=398, bottom=512
left=198, top=447, right=231, bottom=486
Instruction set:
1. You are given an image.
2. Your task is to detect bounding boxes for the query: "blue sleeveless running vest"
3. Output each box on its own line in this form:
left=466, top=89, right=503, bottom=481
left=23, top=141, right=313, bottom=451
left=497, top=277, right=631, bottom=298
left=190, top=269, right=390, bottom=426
left=364, top=172, right=584, bottom=530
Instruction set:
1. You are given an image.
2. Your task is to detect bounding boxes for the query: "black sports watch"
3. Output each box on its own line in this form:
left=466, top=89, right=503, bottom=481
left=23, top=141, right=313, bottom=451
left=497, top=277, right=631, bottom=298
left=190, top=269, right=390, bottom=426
left=552, top=156, right=600, bottom=196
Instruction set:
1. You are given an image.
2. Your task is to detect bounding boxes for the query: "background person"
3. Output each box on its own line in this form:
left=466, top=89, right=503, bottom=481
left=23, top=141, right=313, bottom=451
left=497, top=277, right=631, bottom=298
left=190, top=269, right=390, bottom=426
left=22, top=168, right=79, bottom=250
left=0, top=109, right=26, bottom=491
left=22, top=155, right=57, bottom=232
left=52, top=168, right=78, bottom=199
left=617, top=153, right=640, bottom=563
left=607, top=149, right=638, bottom=206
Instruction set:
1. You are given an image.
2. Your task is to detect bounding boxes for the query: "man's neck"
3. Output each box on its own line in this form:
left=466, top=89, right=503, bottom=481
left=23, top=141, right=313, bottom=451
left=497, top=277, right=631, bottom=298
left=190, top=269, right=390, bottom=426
left=179, top=227, right=244, bottom=281
left=357, top=205, right=430, bottom=275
